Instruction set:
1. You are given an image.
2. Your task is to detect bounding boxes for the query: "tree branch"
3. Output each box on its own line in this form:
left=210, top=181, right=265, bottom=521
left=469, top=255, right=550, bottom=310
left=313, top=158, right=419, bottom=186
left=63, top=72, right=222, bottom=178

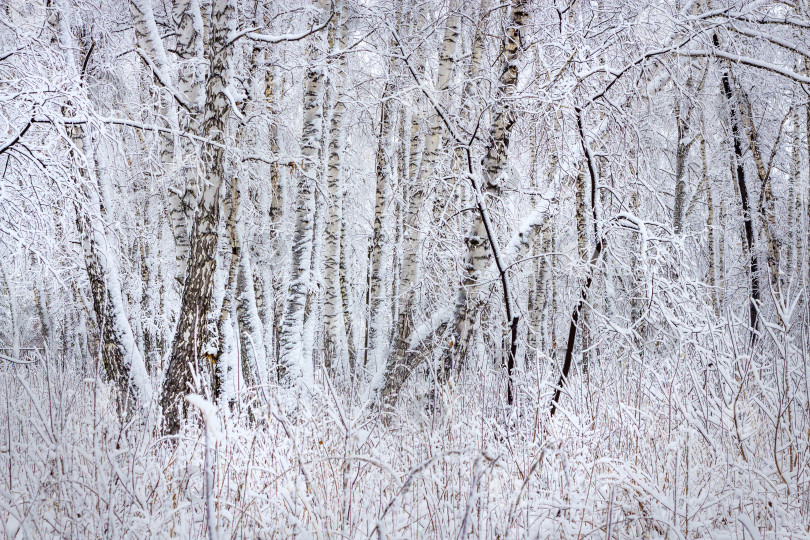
left=0, top=118, right=33, bottom=157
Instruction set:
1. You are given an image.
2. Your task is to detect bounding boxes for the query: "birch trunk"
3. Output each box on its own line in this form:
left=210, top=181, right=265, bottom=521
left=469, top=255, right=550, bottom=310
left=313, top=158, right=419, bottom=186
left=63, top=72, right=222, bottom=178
left=787, top=111, right=799, bottom=277
left=0, top=260, right=20, bottom=363
left=160, top=0, right=235, bottom=435
left=380, top=0, right=529, bottom=406
left=365, top=86, right=395, bottom=371
left=236, top=232, right=268, bottom=390
left=279, top=1, right=327, bottom=399
left=422, top=5, right=459, bottom=219
left=376, top=4, right=461, bottom=402
left=806, top=57, right=810, bottom=286
left=672, top=100, right=689, bottom=235
left=323, top=3, right=348, bottom=370
left=366, top=8, right=403, bottom=372
left=214, top=177, right=241, bottom=402
left=702, top=134, right=719, bottom=316
left=170, top=0, right=205, bottom=280
left=129, top=0, right=197, bottom=283
left=736, top=83, right=781, bottom=294
left=53, top=2, right=152, bottom=415
left=575, top=159, right=590, bottom=367
left=261, top=62, right=286, bottom=376
left=339, top=202, right=356, bottom=373
left=527, top=114, right=555, bottom=357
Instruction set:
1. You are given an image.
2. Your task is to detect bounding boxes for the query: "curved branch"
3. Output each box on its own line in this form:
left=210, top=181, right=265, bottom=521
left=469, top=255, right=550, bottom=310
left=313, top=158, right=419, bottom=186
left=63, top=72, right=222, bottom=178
left=230, top=12, right=334, bottom=46
left=0, top=118, right=32, bottom=157
left=678, top=49, right=810, bottom=84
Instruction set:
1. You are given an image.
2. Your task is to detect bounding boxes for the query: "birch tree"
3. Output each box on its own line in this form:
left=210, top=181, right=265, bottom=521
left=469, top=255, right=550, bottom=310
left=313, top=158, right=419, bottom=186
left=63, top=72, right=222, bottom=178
left=160, top=0, right=235, bottom=435
left=51, top=1, right=153, bottom=416
left=278, top=0, right=328, bottom=401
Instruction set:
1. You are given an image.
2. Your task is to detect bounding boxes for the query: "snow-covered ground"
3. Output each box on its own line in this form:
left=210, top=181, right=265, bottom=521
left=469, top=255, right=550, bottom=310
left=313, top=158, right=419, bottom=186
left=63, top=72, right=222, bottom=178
left=1, top=348, right=807, bottom=539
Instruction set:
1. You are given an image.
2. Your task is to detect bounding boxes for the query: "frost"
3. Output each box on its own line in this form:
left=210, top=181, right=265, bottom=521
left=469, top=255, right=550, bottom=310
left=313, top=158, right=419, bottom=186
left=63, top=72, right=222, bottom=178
left=1, top=0, right=809, bottom=538
left=185, top=393, right=223, bottom=442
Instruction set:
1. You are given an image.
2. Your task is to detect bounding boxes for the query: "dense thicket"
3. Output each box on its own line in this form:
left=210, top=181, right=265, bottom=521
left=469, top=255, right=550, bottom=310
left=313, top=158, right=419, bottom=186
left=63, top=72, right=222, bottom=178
left=1, top=0, right=809, bottom=537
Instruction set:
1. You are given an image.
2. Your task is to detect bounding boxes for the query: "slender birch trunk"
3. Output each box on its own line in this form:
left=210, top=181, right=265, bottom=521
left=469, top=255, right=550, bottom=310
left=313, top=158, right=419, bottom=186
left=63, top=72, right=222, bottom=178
left=260, top=62, right=286, bottom=376
left=380, top=0, right=529, bottom=406
left=302, top=184, right=325, bottom=375
left=0, top=260, right=20, bottom=363
left=806, top=58, right=810, bottom=286
left=365, top=83, right=395, bottom=371
left=702, top=133, right=719, bottom=316
left=575, top=162, right=591, bottom=367
left=130, top=0, right=202, bottom=283
left=672, top=101, right=689, bottom=235
left=528, top=118, right=555, bottom=357
left=787, top=110, right=800, bottom=277
left=236, top=230, right=268, bottom=390
left=366, top=7, right=403, bottom=373
left=279, top=1, right=327, bottom=399
left=736, top=82, right=781, bottom=294
left=339, top=202, right=356, bottom=373
left=716, top=37, right=759, bottom=340
left=169, top=0, right=205, bottom=281
left=323, top=2, right=348, bottom=370
left=214, top=177, right=241, bottom=402
left=422, top=5, right=459, bottom=218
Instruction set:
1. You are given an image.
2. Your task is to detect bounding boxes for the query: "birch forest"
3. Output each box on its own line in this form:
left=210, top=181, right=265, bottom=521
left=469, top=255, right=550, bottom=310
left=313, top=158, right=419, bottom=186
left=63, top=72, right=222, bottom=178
left=2, top=0, right=810, bottom=537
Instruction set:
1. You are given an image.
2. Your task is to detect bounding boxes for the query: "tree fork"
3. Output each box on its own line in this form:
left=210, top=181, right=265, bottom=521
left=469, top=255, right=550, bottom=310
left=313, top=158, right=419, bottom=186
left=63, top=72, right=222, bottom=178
left=715, top=34, right=759, bottom=343
left=550, top=107, right=603, bottom=417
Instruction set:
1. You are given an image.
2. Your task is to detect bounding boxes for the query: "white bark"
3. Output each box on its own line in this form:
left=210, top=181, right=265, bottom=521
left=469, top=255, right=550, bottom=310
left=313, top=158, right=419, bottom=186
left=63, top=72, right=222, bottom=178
left=279, top=0, right=327, bottom=400
left=323, top=2, right=348, bottom=369
left=445, top=0, right=530, bottom=374
left=171, top=0, right=206, bottom=280
left=160, top=0, right=236, bottom=434
left=54, top=1, right=153, bottom=414
left=0, top=259, right=20, bottom=363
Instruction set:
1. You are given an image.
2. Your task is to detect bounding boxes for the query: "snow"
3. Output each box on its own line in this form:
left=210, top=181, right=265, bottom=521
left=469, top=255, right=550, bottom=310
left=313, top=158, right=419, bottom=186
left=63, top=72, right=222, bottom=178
left=2, top=0, right=810, bottom=537
left=408, top=307, right=452, bottom=351
left=185, top=393, right=222, bottom=441
left=503, top=186, right=556, bottom=259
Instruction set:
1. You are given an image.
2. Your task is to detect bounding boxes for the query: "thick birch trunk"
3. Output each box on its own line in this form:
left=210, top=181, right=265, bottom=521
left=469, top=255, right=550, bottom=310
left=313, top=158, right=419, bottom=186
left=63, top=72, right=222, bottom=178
left=160, top=0, right=235, bottom=435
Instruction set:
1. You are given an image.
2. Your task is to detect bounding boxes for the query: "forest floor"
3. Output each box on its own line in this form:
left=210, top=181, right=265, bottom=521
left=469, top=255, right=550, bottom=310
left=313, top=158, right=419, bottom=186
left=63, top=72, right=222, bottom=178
left=0, top=354, right=808, bottom=539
